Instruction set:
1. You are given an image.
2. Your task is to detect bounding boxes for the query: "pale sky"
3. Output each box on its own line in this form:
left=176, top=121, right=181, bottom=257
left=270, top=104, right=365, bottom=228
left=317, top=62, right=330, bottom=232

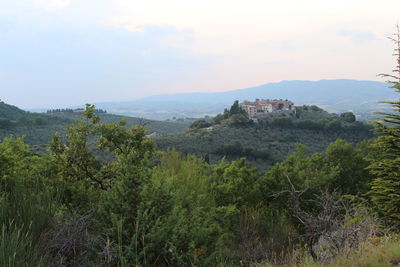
left=0, top=0, right=399, bottom=108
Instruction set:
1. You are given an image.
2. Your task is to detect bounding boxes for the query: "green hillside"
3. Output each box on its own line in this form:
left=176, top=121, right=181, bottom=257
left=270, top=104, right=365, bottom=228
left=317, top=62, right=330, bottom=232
left=0, top=102, right=193, bottom=151
left=155, top=105, right=375, bottom=169
left=0, top=101, right=26, bottom=119
left=0, top=101, right=375, bottom=168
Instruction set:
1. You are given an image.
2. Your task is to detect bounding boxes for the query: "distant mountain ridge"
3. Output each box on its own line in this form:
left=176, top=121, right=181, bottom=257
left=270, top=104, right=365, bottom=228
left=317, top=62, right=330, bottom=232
left=137, top=79, right=390, bottom=103
left=93, top=79, right=397, bottom=120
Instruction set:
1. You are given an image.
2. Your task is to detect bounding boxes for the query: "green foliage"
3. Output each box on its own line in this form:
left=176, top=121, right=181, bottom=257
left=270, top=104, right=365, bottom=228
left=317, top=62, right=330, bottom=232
left=0, top=118, right=13, bottom=129
left=157, top=117, right=374, bottom=171
left=260, top=140, right=372, bottom=215
left=211, top=158, right=261, bottom=208
left=295, top=105, right=338, bottom=120
left=49, top=105, right=105, bottom=211
left=134, top=151, right=236, bottom=265
left=368, top=26, right=400, bottom=225
left=212, top=113, right=228, bottom=124
left=190, top=119, right=212, bottom=129
left=0, top=101, right=26, bottom=120
left=340, top=112, right=356, bottom=123
left=259, top=108, right=369, bottom=133
left=226, top=113, right=252, bottom=126
left=96, top=123, right=154, bottom=262
left=0, top=93, right=393, bottom=266
left=0, top=137, right=30, bottom=179
left=0, top=224, right=45, bottom=267
left=229, top=100, right=247, bottom=116
left=190, top=100, right=251, bottom=129
left=324, top=139, right=372, bottom=194
left=0, top=136, right=60, bottom=266
left=214, top=142, right=270, bottom=160
left=0, top=101, right=191, bottom=153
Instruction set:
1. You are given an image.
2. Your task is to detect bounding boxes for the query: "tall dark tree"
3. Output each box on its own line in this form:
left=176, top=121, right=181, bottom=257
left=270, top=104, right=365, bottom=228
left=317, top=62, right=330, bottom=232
left=229, top=100, right=246, bottom=116
left=368, top=25, right=400, bottom=225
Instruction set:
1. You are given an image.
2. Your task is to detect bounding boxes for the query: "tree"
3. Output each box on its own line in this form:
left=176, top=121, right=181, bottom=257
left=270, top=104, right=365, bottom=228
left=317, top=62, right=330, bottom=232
left=229, top=100, right=247, bottom=116
left=212, top=158, right=261, bottom=209
left=133, top=151, right=236, bottom=265
left=229, top=100, right=241, bottom=115
left=49, top=104, right=105, bottom=211
left=96, top=123, right=154, bottom=263
left=340, top=112, right=356, bottom=123
left=368, top=25, right=400, bottom=225
left=324, top=139, right=372, bottom=194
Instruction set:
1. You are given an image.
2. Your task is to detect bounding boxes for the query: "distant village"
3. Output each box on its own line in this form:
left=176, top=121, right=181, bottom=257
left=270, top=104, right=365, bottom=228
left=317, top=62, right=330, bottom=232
left=240, top=99, right=295, bottom=119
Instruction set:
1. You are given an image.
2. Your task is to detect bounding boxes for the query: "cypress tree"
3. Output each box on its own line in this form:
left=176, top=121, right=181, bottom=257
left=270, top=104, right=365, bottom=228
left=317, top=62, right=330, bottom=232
left=368, top=25, right=400, bottom=225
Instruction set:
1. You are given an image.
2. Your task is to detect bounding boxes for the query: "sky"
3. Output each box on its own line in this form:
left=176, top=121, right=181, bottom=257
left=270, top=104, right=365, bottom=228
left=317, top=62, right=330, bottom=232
left=0, top=0, right=399, bottom=109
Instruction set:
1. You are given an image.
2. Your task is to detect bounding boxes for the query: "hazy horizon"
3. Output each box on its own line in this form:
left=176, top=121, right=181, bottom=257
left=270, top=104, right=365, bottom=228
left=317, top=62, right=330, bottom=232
left=6, top=78, right=389, bottom=110
left=1, top=0, right=399, bottom=109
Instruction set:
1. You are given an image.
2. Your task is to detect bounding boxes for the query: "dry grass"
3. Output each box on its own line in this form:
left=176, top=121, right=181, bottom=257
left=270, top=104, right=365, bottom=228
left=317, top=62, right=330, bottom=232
left=260, top=235, right=400, bottom=267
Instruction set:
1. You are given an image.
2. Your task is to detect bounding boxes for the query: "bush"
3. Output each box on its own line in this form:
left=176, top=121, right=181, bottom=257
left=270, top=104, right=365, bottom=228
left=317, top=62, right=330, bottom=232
left=134, top=151, right=237, bottom=265
left=190, top=119, right=212, bottom=129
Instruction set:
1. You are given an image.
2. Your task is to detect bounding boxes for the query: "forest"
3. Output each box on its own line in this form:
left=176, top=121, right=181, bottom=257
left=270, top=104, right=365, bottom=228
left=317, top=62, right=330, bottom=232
left=0, top=33, right=399, bottom=267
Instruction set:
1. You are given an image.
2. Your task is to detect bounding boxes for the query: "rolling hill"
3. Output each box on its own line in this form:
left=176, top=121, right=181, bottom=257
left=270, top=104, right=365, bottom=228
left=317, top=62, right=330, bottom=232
left=93, top=79, right=396, bottom=120
left=1, top=100, right=376, bottom=169
left=0, top=101, right=193, bottom=151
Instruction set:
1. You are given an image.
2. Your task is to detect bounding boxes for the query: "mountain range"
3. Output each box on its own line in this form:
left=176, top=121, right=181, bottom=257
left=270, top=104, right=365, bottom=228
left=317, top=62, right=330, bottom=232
left=89, top=79, right=396, bottom=120
left=24, top=79, right=395, bottom=120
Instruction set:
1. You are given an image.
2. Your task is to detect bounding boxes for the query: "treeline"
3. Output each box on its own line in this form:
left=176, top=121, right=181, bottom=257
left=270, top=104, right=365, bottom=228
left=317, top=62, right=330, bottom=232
left=258, top=116, right=372, bottom=132
left=47, top=108, right=107, bottom=114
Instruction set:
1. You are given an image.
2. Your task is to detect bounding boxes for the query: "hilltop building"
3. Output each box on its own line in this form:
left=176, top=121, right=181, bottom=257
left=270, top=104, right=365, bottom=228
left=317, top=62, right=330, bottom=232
left=240, top=99, right=294, bottom=119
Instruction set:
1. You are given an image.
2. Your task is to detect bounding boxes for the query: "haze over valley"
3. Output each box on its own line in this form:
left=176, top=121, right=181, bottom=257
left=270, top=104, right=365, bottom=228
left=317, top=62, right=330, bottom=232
left=25, top=79, right=396, bottom=120
left=91, top=79, right=395, bottom=120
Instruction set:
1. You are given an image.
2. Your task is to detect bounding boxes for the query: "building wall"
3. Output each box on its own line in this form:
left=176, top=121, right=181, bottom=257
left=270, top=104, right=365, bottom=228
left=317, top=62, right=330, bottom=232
left=240, top=99, right=294, bottom=118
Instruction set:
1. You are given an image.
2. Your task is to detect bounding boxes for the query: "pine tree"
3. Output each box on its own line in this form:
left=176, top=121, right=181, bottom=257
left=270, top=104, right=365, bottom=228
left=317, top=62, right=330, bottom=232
left=368, top=25, right=400, bottom=225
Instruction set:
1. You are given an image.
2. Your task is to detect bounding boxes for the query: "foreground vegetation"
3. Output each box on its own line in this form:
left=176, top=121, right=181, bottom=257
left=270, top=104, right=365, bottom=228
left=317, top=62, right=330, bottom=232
left=0, top=114, right=375, bottom=266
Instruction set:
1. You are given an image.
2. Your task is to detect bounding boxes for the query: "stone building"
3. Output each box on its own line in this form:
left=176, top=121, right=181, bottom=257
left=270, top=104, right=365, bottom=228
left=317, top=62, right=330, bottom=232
left=240, top=99, right=294, bottom=118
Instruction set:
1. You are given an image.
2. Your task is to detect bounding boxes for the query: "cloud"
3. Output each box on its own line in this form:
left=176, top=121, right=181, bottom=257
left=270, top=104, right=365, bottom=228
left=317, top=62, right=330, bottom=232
left=32, top=0, right=71, bottom=12
left=1, top=0, right=399, bottom=109
left=0, top=19, right=215, bottom=108
left=336, top=29, right=378, bottom=42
